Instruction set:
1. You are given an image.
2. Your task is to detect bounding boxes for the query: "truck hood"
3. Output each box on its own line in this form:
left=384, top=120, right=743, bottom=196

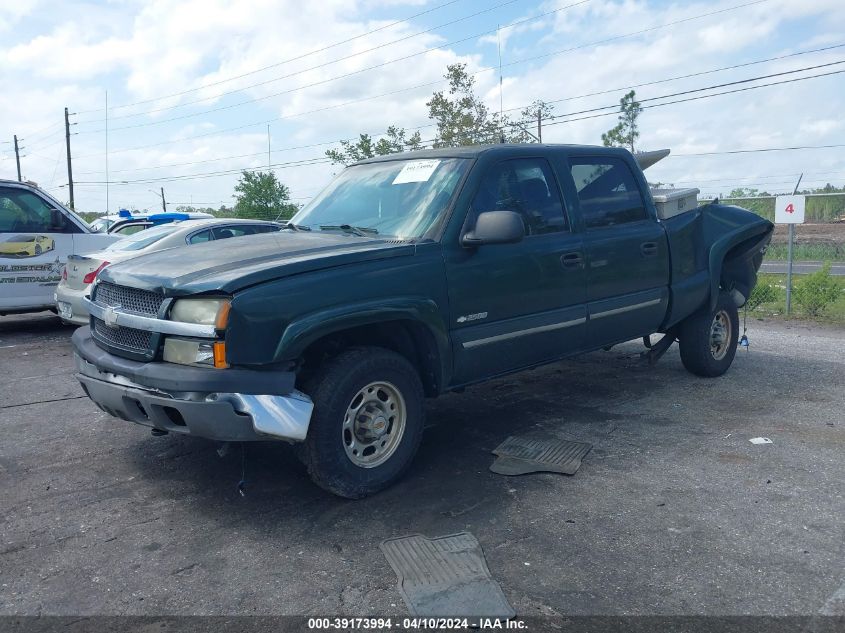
left=98, top=230, right=416, bottom=295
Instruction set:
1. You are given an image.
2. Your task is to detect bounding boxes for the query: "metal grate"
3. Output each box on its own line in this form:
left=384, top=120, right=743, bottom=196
left=93, top=317, right=152, bottom=353
left=95, top=282, right=163, bottom=317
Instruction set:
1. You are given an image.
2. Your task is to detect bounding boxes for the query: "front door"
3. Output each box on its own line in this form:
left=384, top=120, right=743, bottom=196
left=566, top=155, right=669, bottom=347
left=444, top=157, right=587, bottom=385
left=0, top=186, right=75, bottom=312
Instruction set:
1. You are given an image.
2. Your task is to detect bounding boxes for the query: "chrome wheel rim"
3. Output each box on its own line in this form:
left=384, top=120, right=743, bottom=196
left=709, top=310, right=732, bottom=360
left=342, top=381, right=406, bottom=468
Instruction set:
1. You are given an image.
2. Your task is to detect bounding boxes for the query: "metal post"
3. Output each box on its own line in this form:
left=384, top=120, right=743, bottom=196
left=784, top=173, right=803, bottom=317
left=785, top=223, right=794, bottom=316
left=64, top=107, right=75, bottom=210
left=13, top=135, right=21, bottom=181
left=537, top=110, right=542, bottom=143
left=267, top=124, right=271, bottom=170
left=160, top=187, right=167, bottom=212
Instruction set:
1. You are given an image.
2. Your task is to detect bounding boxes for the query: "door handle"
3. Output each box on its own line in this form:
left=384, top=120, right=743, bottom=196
left=560, top=252, right=583, bottom=269
left=640, top=242, right=658, bottom=257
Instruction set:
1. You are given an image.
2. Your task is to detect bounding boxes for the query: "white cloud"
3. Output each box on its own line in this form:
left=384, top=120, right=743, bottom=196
left=1, top=0, right=843, bottom=209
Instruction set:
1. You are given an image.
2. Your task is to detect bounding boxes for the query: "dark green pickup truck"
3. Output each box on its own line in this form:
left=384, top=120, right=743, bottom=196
left=72, top=144, right=773, bottom=497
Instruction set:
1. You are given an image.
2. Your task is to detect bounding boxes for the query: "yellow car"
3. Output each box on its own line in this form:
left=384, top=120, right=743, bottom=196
left=0, top=234, right=55, bottom=258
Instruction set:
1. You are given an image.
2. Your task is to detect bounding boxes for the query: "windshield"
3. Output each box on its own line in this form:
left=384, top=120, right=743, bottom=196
left=291, top=158, right=470, bottom=239
left=89, top=218, right=113, bottom=232
left=105, top=223, right=181, bottom=252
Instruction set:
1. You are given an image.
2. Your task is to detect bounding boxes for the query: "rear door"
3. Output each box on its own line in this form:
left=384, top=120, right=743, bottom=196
left=566, top=155, right=669, bottom=347
left=0, top=185, right=77, bottom=311
left=444, top=157, right=587, bottom=384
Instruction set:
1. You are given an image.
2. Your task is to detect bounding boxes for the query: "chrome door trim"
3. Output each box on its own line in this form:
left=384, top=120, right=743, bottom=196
left=462, top=317, right=586, bottom=349
left=590, top=297, right=662, bottom=320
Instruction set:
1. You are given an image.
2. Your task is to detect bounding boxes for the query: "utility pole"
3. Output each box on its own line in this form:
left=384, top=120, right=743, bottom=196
left=160, top=187, right=167, bottom=212
left=537, top=110, right=542, bottom=143
left=267, top=124, right=271, bottom=170
left=13, top=135, right=21, bottom=181
left=64, top=107, right=75, bottom=210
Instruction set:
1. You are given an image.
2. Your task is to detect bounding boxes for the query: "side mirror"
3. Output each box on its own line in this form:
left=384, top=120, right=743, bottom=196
left=50, top=208, right=66, bottom=231
left=462, top=210, right=524, bottom=247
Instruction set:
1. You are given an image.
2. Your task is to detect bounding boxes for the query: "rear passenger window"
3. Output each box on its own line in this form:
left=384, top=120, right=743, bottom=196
left=252, top=224, right=280, bottom=233
left=188, top=230, right=212, bottom=244
left=113, top=224, right=148, bottom=236
left=471, top=158, right=568, bottom=236
left=569, top=157, right=648, bottom=229
left=212, top=226, right=249, bottom=240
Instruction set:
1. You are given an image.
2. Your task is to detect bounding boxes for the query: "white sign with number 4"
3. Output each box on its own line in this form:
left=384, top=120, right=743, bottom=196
left=774, top=195, right=805, bottom=224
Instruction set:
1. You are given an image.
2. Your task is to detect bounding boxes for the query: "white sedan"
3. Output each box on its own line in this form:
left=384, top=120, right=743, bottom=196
left=55, top=218, right=282, bottom=325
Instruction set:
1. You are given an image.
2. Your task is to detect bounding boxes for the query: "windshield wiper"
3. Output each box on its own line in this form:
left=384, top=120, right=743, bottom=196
left=319, top=224, right=378, bottom=236
left=283, top=222, right=310, bottom=231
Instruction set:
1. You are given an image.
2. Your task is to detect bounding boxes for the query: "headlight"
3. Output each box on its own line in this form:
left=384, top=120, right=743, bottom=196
left=170, top=298, right=230, bottom=328
left=163, top=338, right=228, bottom=368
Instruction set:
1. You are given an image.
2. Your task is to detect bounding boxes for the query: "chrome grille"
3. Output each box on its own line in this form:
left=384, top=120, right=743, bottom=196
left=93, top=318, right=152, bottom=352
left=95, top=282, right=163, bottom=316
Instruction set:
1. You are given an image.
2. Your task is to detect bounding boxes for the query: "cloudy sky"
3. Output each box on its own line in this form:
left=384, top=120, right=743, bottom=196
left=0, top=0, right=843, bottom=213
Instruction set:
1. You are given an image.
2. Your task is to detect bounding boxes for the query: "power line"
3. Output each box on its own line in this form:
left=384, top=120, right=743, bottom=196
left=17, top=121, right=64, bottom=143
left=72, top=0, right=770, bottom=158
left=77, top=0, right=586, bottom=130
left=498, top=42, right=845, bottom=115
left=671, top=169, right=845, bottom=185
left=535, top=60, right=845, bottom=123
left=541, top=68, right=845, bottom=128
left=73, top=0, right=466, bottom=115
left=73, top=58, right=842, bottom=180
left=673, top=143, right=845, bottom=157
left=679, top=178, right=844, bottom=189
left=69, top=156, right=336, bottom=185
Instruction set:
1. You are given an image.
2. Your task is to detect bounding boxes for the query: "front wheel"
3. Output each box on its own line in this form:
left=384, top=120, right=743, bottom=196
left=678, top=292, right=739, bottom=377
left=301, top=347, right=425, bottom=498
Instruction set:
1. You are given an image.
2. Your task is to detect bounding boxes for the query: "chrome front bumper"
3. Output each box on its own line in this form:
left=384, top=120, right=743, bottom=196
left=75, top=353, right=313, bottom=443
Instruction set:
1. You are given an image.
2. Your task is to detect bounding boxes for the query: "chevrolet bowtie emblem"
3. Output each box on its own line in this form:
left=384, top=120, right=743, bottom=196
left=103, top=305, right=120, bottom=328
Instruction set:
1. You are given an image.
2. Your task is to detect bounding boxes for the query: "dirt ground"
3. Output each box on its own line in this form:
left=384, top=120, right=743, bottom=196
left=770, top=222, right=845, bottom=246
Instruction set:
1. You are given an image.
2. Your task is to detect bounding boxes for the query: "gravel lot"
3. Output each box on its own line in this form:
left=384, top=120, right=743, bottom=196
left=1, top=312, right=843, bottom=617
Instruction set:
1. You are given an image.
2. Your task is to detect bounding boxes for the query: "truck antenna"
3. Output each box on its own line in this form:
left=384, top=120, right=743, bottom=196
left=498, top=24, right=505, bottom=144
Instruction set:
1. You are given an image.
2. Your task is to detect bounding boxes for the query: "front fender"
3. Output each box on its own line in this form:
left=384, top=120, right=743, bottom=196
left=275, top=297, right=452, bottom=383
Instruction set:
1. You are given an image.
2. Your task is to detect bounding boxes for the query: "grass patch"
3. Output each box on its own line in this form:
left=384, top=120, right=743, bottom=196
left=748, top=270, right=845, bottom=324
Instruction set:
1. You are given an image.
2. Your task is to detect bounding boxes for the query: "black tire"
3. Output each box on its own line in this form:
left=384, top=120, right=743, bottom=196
left=301, top=346, right=425, bottom=498
left=679, top=292, right=739, bottom=377
left=34, top=245, right=42, bottom=256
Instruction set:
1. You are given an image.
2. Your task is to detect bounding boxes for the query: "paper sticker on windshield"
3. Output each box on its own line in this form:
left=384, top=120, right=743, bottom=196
left=392, top=160, right=441, bottom=184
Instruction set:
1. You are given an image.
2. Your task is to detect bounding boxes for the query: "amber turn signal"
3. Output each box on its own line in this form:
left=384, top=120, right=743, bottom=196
left=212, top=341, right=228, bottom=369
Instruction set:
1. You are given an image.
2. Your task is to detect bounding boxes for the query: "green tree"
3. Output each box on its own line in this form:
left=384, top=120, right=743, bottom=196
left=233, top=171, right=298, bottom=221
left=508, top=99, right=555, bottom=143
left=427, top=63, right=506, bottom=147
left=327, top=64, right=547, bottom=160
left=326, top=126, right=423, bottom=166
left=724, top=188, right=774, bottom=220
left=601, top=90, right=642, bottom=152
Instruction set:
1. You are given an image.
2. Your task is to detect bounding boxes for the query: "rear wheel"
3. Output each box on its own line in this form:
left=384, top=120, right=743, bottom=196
left=679, top=292, right=739, bottom=377
left=301, top=347, right=425, bottom=498
left=35, top=245, right=42, bottom=256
